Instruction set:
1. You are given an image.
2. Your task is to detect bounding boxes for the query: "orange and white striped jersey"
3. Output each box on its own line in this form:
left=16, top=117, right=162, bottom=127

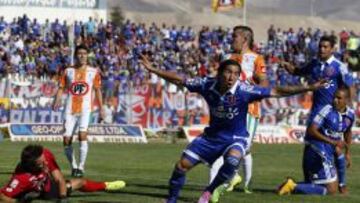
left=224, top=50, right=266, bottom=118
left=59, top=66, right=101, bottom=115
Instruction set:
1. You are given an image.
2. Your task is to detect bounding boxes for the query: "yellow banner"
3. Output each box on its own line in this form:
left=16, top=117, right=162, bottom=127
left=212, top=0, right=244, bottom=12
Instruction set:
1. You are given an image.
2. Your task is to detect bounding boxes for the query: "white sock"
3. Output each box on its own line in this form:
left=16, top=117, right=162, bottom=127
left=64, top=145, right=78, bottom=169
left=78, top=141, right=88, bottom=171
left=243, top=153, right=253, bottom=187
left=209, top=156, right=224, bottom=184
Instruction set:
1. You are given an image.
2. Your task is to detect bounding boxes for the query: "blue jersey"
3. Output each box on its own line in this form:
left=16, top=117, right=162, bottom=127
left=306, top=104, right=355, bottom=149
left=299, top=56, right=353, bottom=121
left=184, top=77, right=271, bottom=142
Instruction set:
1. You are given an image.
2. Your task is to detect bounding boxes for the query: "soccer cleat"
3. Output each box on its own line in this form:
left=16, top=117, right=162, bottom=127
left=75, top=169, right=84, bottom=178
left=105, top=180, right=126, bottom=191
left=339, top=185, right=348, bottom=195
left=165, top=197, right=177, bottom=203
left=243, top=186, right=252, bottom=194
left=226, top=173, right=242, bottom=192
left=210, top=185, right=226, bottom=203
left=278, top=178, right=296, bottom=195
left=198, top=191, right=211, bottom=203
left=71, top=169, right=78, bottom=177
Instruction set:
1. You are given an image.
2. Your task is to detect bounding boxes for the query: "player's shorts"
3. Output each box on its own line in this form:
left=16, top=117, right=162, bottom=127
left=302, top=143, right=337, bottom=185
left=183, top=135, right=248, bottom=166
left=40, top=179, right=60, bottom=199
left=63, top=112, right=91, bottom=137
left=246, top=114, right=259, bottom=150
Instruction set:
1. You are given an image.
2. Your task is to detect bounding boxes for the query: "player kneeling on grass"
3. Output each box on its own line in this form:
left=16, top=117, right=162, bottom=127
left=278, top=88, right=354, bottom=196
left=140, top=54, right=327, bottom=203
left=0, top=145, right=126, bottom=203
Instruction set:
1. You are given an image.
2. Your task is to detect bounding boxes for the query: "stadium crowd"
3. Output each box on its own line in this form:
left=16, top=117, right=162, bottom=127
left=0, top=15, right=359, bottom=126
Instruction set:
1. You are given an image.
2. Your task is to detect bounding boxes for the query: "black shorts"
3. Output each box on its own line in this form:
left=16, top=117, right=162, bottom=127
left=40, top=179, right=60, bottom=200
left=41, top=179, right=71, bottom=200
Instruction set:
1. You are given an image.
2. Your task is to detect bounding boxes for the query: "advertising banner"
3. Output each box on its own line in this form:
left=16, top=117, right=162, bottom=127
left=182, top=125, right=360, bottom=144
left=9, top=123, right=147, bottom=143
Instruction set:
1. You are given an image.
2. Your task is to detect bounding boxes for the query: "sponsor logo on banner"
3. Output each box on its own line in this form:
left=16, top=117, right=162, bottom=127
left=182, top=125, right=360, bottom=144
left=9, top=123, right=147, bottom=143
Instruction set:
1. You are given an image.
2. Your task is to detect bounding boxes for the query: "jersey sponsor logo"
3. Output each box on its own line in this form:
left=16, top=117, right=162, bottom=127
left=70, top=81, right=89, bottom=96
left=211, top=106, right=239, bottom=119
left=324, top=129, right=343, bottom=140
left=323, top=80, right=335, bottom=89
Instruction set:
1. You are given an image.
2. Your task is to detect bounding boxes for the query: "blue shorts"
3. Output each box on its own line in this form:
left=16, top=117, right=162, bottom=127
left=302, top=143, right=337, bottom=184
left=183, top=135, right=248, bottom=166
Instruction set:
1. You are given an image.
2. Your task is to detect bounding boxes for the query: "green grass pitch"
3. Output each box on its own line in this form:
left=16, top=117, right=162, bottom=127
left=1, top=140, right=360, bottom=202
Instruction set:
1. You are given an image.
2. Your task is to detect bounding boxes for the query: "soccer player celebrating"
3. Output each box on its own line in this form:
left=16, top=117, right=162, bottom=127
left=53, top=44, right=103, bottom=177
left=281, top=35, right=354, bottom=193
left=210, top=25, right=268, bottom=199
left=140, top=54, right=326, bottom=203
left=278, top=88, right=354, bottom=195
left=0, top=145, right=125, bottom=203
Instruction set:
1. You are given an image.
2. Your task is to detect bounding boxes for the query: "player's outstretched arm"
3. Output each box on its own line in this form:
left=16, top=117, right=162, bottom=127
left=140, top=54, right=185, bottom=87
left=270, top=79, right=327, bottom=97
left=51, top=169, right=68, bottom=199
left=279, top=60, right=301, bottom=75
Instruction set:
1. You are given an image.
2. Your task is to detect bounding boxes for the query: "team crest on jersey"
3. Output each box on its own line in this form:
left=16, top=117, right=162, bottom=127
left=70, top=81, right=89, bottom=96
left=226, top=95, right=236, bottom=105
left=325, top=66, right=335, bottom=77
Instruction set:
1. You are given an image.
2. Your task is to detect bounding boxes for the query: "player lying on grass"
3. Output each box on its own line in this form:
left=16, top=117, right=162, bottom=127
left=140, top=54, right=327, bottom=203
left=278, top=88, right=354, bottom=195
left=0, top=144, right=126, bottom=203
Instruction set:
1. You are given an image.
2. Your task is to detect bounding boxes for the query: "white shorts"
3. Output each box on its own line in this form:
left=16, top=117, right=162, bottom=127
left=63, top=112, right=91, bottom=137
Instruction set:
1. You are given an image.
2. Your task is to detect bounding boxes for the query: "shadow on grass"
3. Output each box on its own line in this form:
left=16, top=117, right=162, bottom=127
left=130, top=182, right=203, bottom=192
left=104, top=190, right=194, bottom=203
left=78, top=201, right=128, bottom=203
left=232, top=187, right=276, bottom=194
left=0, top=171, right=13, bottom=175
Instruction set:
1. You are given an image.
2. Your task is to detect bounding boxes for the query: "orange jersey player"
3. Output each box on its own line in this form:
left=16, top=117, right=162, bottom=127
left=53, top=44, right=103, bottom=178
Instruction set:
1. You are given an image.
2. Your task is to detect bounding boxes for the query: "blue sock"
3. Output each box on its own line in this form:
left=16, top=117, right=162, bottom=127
left=167, top=165, right=186, bottom=202
left=336, top=154, right=346, bottom=187
left=294, top=183, right=327, bottom=195
left=206, top=155, right=239, bottom=193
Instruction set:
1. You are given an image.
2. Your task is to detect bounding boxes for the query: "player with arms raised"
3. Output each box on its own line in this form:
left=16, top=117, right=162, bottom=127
left=140, top=54, right=326, bottom=203
left=210, top=26, right=268, bottom=201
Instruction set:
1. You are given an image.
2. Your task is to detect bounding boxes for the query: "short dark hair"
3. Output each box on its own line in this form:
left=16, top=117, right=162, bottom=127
left=319, top=35, right=336, bottom=48
left=75, top=44, right=89, bottom=54
left=336, top=87, right=350, bottom=97
left=218, top=59, right=242, bottom=76
left=20, top=145, right=44, bottom=173
left=233, top=25, right=254, bottom=49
